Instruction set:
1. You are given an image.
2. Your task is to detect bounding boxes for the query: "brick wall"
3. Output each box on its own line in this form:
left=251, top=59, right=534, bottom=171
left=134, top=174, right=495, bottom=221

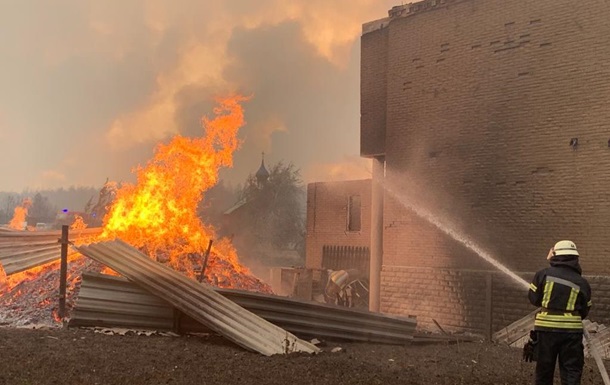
left=361, top=0, right=610, bottom=331
left=360, top=27, right=388, bottom=157
left=382, top=267, right=610, bottom=335
left=305, top=180, right=371, bottom=270
left=381, top=266, right=489, bottom=333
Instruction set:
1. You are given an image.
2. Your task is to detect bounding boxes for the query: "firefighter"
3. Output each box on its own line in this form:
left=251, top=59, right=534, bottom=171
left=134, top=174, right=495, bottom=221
left=527, top=240, right=592, bottom=385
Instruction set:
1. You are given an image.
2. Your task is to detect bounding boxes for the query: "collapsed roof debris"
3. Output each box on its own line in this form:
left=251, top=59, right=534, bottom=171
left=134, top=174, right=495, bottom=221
left=71, top=271, right=419, bottom=345
left=0, top=229, right=420, bottom=351
left=75, top=239, right=319, bottom=356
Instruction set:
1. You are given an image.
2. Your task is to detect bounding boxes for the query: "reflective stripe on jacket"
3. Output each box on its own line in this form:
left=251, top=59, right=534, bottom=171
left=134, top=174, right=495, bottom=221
left=528, top=256, right=591, bottom=333
left=535, top=311, right=582, bottom=330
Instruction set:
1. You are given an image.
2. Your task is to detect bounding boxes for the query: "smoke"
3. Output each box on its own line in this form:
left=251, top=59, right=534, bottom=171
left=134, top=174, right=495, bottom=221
left=303, top=156, right=372, bottom=183
left=0, top=1, right=396, bottom=191
left=0, top=111, right=5, bottom=141
left=41, top=170, right=67, bottom=185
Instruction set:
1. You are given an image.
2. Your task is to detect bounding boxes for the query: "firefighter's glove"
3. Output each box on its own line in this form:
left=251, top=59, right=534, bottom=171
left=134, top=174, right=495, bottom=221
left=522, top=330, right=538, bottom=363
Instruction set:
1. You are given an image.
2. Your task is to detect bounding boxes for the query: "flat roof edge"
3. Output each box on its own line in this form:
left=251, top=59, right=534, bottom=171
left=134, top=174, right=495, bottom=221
left=362, top=18, right=390, bottom=35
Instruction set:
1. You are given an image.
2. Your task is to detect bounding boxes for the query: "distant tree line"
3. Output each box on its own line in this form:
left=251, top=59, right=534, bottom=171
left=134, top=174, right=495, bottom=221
left=0, top=186, right=100, bottom=226
left=1, top=161, right=307, bottom=271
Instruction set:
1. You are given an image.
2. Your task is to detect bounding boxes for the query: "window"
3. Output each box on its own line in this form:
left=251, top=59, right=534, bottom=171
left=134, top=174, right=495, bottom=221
left=347, top=195, right=361, bottom=232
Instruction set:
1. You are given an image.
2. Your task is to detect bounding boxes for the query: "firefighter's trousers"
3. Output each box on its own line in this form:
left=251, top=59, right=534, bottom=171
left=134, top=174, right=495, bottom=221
left=535, top=331, right=584, bottom=385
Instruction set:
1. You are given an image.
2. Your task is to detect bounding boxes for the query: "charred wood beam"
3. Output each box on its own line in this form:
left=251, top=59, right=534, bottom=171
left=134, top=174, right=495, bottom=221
left=198, top=239, right=213, bottom=283
left=58, top=225, right=69, bottom=319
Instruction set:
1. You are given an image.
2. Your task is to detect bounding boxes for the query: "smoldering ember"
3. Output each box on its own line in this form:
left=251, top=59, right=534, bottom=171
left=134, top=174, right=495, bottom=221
left=2, top=0, right=610, bottom=384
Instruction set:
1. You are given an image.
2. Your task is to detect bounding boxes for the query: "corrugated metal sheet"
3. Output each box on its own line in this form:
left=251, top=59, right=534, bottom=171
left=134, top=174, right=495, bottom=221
left=75, top=239, right=319, bottom=356
left=218, top=291, right=416, bottom=344
left=0, top=227, right=101, bottom=241
left=71, top=272, right=418, bottom=344
left=492, top=309, right=537, bottom=346
left=0, top=228, right=102, bottom=275
left=586, top=322, right=610, bottom=358
left=72, top=272, right=176, bottom=330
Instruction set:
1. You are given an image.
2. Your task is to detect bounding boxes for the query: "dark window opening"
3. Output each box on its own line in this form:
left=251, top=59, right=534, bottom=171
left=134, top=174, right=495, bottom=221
left=347, top=195, right=361, bottom=232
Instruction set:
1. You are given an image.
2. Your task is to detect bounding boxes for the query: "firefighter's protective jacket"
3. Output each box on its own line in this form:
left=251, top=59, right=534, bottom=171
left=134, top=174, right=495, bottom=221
left=528, top=255, right=592, bottom=332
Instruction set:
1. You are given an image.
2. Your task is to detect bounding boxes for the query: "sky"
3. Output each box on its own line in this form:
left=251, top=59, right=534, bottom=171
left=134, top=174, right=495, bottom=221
left=0, top=1, right=397, bottom=192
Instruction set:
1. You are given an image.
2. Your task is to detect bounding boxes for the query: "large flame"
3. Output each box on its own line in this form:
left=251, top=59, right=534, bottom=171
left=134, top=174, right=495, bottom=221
left=0, top=95, right=270, bottom=319
left=8, top=198, right=32, bottom=230
left=100, top=95, right=266, bottom=290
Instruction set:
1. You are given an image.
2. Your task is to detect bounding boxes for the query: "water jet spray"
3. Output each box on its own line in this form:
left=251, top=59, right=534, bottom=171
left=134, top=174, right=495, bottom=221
left=381, top=179, right=610, bottom=384
left=382, top=179, right=529, bottom=289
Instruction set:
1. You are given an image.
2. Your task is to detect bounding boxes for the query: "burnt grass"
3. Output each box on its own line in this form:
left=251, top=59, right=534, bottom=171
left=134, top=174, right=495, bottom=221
left=0, top=327, right=607, bottom=385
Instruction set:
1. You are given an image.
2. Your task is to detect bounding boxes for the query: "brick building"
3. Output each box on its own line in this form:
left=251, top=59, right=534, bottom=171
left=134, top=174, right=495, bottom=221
left=307, top=0, right=610, bottom=335
left=305, top=179, right=372, bottom=274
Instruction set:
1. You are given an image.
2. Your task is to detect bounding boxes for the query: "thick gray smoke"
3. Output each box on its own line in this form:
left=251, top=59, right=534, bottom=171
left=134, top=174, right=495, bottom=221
left=0, top=1, right=394, bottom=192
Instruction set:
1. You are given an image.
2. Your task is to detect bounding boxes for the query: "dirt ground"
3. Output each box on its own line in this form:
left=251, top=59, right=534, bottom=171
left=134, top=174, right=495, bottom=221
left=0, top=326, right=606, bottom=385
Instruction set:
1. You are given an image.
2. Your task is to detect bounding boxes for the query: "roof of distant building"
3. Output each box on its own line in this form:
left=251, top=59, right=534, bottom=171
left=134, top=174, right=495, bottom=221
left=256, top=152, right=270, bottom=183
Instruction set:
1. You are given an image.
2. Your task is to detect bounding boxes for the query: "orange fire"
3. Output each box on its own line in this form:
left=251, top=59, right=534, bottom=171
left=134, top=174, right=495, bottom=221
left=100, top=95, right=266, bottom=290
left=70, top=215, right=88, bottom=231
left=0, top=266, right=6, bottom=293
left=3, top=264, right=56, bottom=292
left=0, top=94, right=270, bottom=318
left=8, top=198, right=32, bottom=230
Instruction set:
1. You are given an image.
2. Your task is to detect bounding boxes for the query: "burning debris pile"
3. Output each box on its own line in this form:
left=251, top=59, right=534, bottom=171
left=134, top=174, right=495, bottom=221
left=74, top=240, right=320, bottom=355
left=178, top=244, right=272, bottom=293
left=1, top=95, right=272, bottom=326
left=0, top=258, right=104, bottom=326
left=98, top=94, right=269, bottom=292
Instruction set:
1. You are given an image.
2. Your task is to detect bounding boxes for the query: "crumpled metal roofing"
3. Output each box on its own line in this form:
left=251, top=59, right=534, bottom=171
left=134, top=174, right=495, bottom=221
left=72, top=272, right=175, bottom=331
left=71, top=271, right=418, bottom=344
left=75, top=239, right=320, bottom=356
left=491, top=309, right=538, bottom=346
left=0, top=228, right=102, bottom=275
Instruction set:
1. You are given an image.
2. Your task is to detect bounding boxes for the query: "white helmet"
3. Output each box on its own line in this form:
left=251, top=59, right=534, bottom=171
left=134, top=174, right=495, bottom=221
left=553, top=240, right=579, bottom=257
